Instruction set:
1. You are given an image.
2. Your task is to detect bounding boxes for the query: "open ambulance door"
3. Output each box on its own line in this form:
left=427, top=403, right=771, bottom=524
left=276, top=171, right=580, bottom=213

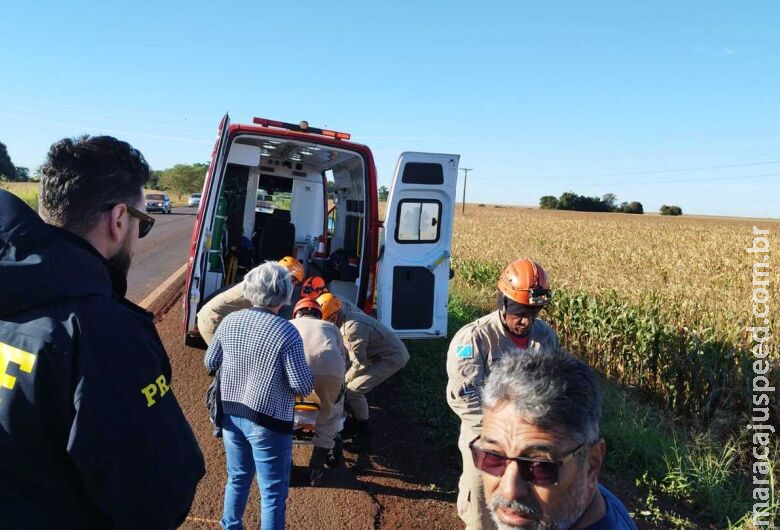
left=184, top=113, right=230, bottom=347
left=376, top=152, right=460, bottom=339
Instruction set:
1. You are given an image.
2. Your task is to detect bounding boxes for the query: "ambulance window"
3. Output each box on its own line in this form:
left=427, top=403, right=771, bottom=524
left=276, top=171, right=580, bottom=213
left=401, top=162, right=444, bottom=185
left=395, top=200, right=441, bottom=243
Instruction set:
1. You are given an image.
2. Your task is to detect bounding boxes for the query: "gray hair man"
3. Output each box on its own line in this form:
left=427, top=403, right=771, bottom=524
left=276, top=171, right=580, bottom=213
left=471, top=348, right=636, bottom=530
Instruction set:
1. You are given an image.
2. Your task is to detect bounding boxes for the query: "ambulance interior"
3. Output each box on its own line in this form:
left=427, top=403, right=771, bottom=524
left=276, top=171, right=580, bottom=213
left=203, top=135, right=369, bottom=307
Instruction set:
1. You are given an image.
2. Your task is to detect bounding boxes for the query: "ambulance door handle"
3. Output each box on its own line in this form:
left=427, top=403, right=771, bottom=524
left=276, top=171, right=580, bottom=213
left=426, top=251, right=450, bottom=271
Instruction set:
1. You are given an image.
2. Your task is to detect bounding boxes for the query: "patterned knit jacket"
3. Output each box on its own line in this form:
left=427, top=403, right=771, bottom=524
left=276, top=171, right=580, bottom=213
left=204, top=307, right=314, bottom=433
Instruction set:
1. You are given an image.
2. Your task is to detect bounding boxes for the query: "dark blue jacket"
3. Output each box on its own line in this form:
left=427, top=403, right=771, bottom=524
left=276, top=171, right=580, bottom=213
left=0, top=190, right=205, bottom=529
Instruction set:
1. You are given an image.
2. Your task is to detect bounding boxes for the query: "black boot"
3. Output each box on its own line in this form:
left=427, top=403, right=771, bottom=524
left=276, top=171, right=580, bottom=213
left=326, top=435, right=343, bottom=469
left=308, top=446, right=329, bottom=487
left=353, top=419, right=372, bottom=455
left=340, top=416, right=359, bottom=442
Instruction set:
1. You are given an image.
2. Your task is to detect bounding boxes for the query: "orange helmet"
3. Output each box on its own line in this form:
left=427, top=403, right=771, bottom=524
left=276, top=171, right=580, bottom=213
left=316, top=293, right=342, bottom=321
left=497, top=259, right=551, bottom=306
left=278, top=256, right=304, bottom=284
left=301, top=276, right=328, bottom=300
left=293, top=298, right=322, bottom=317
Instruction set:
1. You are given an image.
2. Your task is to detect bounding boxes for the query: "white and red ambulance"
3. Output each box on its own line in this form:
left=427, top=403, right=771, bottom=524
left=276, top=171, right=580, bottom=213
left=184, top=115, right=459, bottom=347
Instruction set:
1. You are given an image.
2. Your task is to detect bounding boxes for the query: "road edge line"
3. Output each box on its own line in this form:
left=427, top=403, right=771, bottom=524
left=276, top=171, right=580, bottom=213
left=140, top=263, right=188, bottom=318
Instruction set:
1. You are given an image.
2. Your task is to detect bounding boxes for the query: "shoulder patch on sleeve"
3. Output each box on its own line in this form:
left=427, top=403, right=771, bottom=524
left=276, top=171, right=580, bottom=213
left=456, top=345, right=473, bottom=358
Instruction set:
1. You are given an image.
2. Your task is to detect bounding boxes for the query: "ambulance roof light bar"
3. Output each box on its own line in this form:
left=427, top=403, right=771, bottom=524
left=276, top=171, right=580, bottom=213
left=252, top=117, right=351, bottom=140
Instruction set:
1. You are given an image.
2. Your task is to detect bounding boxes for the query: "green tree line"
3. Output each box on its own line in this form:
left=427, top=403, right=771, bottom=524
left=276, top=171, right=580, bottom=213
left=539, top=191, right=646, bottom=214
left=540, top=191, right=683, bottom=216
left=0, top=141, right=30, bottom=182
left=1, top=140, right=209, bottom=200
left=151, top=163, right=210, bottom=199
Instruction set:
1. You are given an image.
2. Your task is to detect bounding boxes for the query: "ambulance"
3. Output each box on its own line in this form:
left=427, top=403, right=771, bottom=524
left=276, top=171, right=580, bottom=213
left=184, top=115, right=460, bottom=347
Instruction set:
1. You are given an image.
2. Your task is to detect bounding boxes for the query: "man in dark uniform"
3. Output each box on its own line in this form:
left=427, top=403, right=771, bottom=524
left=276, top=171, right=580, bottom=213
left=0, top=136, right=205, bottom=529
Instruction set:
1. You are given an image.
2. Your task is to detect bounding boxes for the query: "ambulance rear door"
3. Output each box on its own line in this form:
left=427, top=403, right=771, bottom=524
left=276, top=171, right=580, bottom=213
left=376, top=152, right=460, bottom=338
left=184, top=113, right=230, bottom=347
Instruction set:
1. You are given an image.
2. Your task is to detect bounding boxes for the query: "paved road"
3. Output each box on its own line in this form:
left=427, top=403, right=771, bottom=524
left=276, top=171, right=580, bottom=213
left=126, top=206, right=197, bottom=304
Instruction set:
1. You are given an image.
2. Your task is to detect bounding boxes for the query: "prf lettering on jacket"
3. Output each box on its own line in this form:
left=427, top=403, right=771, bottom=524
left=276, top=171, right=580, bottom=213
left=140, top=374, right=171, bottom=407
left=0, top=342, right=37, bottom=398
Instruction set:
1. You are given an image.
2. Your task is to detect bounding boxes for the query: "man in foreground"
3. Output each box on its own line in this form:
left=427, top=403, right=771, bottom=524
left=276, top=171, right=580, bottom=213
left=0, top=136, right=204, bottom=529
left=290, top=298, right=348, bottom=485
left=473, top=348, right=636, bottom=529
left=447, top=258, right=560, bottom=529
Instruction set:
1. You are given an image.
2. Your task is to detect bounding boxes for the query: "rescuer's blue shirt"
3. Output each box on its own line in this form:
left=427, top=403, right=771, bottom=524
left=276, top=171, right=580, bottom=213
left=0, top=190, right=205, bottom=529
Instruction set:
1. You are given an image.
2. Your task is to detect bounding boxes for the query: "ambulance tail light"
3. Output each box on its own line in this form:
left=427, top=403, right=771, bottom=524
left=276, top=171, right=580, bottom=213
left=321, top=129, right=351, bottom=140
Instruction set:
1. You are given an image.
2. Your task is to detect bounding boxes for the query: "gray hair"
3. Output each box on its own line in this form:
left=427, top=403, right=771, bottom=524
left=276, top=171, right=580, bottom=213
left=242, top=262, right=293, bottom=308
left=482, top=348, right=602, bottom=445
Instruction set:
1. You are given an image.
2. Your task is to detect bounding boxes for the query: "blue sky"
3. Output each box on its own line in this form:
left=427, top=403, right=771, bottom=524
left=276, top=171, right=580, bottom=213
left=1, top=1, right=778, bottom=217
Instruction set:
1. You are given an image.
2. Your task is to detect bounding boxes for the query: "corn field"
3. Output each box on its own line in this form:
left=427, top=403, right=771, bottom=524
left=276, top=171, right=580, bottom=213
left=450, top=205, right=778, bottom=427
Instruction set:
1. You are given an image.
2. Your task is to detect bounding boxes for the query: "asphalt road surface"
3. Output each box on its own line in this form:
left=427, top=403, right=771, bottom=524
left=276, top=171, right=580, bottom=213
left=126, top=206, right=197, bottom=304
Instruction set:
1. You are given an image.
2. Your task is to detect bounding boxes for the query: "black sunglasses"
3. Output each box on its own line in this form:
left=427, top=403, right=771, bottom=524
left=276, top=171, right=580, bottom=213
left=103, top=204, right=155, bottom=238
left=469, top=436, right=586, bottom=486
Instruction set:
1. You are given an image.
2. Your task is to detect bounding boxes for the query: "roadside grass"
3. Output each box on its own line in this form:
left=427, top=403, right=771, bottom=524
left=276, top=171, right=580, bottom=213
left=394, top=287, right=776, bottom=529
left=2, top=181, right=39, bottom=211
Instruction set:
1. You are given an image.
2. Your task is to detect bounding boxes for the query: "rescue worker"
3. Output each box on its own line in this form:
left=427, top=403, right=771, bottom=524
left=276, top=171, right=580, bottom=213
left=299, top=275, right=328, bottom=301
left=446, top=258, right=560, bottom=530
left=289, top=298, right=348, bottom=486
left=196, top=256, right=304, bottom=344
left=316, top=293, right=410, bottom=454
left=277, top=256, right=305, bottom=320
left=0, top=136, right=205, bottom=529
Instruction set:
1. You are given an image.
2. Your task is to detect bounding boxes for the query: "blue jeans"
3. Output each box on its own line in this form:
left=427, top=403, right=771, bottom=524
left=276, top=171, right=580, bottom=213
left=221, top=414, right=292, bottom=530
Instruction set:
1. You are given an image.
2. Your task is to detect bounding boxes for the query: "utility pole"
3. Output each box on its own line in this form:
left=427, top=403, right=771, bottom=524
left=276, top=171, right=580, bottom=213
left=461, top=168, right=473, bottom=215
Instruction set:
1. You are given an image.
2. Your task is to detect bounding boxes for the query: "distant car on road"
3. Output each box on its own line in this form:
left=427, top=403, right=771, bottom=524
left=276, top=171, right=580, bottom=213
left=188, top=193, right=202, bottom=207
left=145, top=193, right=172, bottom=214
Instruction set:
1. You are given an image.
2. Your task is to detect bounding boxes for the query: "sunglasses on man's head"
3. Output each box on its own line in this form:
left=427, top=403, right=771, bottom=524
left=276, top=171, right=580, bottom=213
left=103, top=204, right=155, bottom=238
left=469, top=436, right=586, bottom=486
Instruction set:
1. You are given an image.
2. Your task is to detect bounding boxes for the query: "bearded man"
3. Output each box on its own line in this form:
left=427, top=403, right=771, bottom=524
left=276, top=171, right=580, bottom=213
left=0, top=136, right=204, bottom=529
left=471, top=348, right=636, bottom=530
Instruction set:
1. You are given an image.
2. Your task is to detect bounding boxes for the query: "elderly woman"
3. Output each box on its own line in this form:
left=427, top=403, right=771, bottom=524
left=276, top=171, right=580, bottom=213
left=205, top=262, right=314, bottom=530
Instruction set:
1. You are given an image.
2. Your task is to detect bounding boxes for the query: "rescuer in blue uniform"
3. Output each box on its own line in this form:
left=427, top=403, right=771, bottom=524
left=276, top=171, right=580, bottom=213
left=0, top=136, right=205, bottom=529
